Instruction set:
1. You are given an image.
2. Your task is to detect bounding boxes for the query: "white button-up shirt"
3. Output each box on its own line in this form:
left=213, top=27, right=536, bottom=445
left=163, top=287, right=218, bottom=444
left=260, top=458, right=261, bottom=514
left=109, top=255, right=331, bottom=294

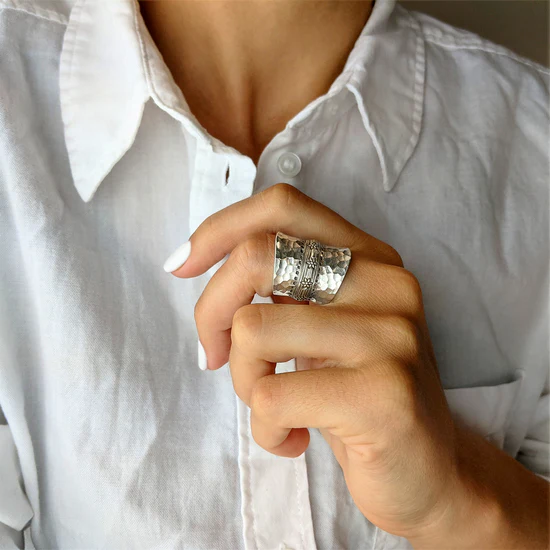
left=1, top=0, right=548, bottom=548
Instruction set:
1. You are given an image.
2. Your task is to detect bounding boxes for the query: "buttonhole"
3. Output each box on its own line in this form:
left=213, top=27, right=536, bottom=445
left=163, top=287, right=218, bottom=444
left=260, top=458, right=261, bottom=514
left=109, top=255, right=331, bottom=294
left=225, top=164, right=230, bottom=186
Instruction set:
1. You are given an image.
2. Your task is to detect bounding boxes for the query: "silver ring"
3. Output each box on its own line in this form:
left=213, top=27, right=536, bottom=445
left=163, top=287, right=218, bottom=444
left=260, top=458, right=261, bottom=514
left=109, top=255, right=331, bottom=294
left=272, top=231, right=352, bottom=305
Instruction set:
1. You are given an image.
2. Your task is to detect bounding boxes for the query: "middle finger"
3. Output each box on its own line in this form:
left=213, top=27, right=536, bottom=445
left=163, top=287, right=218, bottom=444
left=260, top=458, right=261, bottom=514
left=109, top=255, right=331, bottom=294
left=195, top=233, right=413, bottom=370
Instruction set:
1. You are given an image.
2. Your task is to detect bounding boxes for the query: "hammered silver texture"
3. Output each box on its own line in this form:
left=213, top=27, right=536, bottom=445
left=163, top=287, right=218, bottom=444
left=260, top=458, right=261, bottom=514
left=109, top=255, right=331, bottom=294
left=272, top=231, right=351, bottom=304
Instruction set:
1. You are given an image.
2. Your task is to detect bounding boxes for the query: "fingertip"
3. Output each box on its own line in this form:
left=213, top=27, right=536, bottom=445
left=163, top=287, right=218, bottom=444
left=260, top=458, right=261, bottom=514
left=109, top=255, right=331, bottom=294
left=274, top=427, right=310, bottom=458
left=198, top=339, right=208, bottom=371
left=163, top=240, right=192, bottom=275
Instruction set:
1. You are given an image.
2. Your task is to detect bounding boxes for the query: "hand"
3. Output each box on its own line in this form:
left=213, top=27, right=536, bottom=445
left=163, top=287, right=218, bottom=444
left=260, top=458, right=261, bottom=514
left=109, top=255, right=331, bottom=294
left=168, top=183, right=549, bottom=548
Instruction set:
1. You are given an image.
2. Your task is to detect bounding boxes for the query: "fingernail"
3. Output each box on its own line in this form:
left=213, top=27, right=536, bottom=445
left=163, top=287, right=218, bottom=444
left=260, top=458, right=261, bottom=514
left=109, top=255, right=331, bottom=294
left=163, top=241, right=191, bottom=273
left=197, top=339, right=208, bottom=371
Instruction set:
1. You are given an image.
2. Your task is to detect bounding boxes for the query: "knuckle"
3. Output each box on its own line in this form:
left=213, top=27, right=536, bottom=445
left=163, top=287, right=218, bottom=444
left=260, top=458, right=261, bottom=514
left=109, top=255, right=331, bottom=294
left=396, top=268, right=424, bottom=312
left=385, top=315, right=422, bottom=360
left=235, top=234, right=270, bottom=272
left=380, top=359, right=418, bottom=412
left=231, top=304, right=264, bottom=351
left=375, top=243, right=404, bottom=267
left=250, top=376, right=280, bottom=420
left=388, top=248, right=404, bottom=268
left=262, top=182, right=302, bottom=212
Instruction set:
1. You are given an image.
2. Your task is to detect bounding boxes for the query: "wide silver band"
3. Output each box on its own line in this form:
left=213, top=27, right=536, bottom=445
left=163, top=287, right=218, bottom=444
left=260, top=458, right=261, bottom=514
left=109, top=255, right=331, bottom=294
left=272, top=231, right=352, bottom=305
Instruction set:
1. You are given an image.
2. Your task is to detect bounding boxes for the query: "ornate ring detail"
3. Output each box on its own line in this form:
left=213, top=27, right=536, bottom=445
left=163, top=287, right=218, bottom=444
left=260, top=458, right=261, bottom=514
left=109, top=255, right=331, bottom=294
left=272, top=231, right=352, bottom=305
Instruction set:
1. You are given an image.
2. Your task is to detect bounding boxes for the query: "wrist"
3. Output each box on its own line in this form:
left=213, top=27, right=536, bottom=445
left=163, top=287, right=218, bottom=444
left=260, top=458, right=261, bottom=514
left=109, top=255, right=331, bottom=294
left=417, top=453, right=504, bottom=549
left=408, top=422, right=549, bottom=549
left=407, top=428, right=498, bottom=548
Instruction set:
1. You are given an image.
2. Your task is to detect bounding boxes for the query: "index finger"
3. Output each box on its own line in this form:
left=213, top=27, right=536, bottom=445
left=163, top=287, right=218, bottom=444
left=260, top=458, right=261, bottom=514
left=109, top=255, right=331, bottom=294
left=171, top=183, right=369, bottom=278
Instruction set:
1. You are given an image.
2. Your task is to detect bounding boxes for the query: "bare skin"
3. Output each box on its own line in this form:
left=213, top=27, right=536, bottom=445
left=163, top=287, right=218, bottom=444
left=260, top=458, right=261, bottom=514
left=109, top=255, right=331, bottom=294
left=139, top=0, right=373, bottom=165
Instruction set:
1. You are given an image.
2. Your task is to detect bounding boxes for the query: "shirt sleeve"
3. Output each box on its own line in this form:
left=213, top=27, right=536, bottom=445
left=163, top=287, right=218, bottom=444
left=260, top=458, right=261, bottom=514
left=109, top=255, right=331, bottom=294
left=0, top=411, right=33, bottom=549
left=516, top=372, right=550, bottom=481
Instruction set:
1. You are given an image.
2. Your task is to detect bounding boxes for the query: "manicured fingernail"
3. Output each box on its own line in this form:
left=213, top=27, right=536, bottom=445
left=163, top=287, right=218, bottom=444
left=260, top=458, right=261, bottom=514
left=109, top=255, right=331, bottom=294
left=163, top=241, right=191, bottom=273
left=198, top=339, right=208, bottom=371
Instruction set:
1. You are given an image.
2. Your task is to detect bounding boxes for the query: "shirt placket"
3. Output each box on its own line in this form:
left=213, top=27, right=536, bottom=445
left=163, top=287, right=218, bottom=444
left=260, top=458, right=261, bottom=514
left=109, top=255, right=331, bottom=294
left=189, top=139, right=317, bottom=550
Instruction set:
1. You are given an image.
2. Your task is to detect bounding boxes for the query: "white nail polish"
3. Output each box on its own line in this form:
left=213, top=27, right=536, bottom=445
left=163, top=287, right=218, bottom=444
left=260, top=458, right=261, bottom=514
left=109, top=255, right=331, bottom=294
left=163, top=241, right=191, bottom=273
left=197, top=339, right=208, bottom=371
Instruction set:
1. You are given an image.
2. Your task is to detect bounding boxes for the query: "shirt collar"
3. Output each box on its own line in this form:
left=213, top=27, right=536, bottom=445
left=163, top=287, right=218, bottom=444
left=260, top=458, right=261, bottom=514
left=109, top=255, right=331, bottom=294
left=59, top=0, right=425, bottom=202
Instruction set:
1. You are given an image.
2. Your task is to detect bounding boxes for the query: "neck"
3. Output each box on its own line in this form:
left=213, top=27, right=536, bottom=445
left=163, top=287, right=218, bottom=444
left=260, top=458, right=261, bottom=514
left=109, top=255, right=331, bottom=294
left=139, top=0, right=374, bottom=163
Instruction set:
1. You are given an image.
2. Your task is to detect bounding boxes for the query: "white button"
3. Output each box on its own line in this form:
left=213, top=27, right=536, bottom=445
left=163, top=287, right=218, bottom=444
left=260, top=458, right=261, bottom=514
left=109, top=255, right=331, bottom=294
left=277, top=152, right=302, bottom=178
left=328, top=103, right=339, bottom=115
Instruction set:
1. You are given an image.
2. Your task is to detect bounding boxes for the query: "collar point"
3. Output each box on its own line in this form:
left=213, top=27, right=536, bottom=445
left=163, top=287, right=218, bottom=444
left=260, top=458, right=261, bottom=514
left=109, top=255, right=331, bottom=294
left=381, top=163, right=400, bottom=193
left=382, top=158, right=413, bottom=193
left=382, top=176, right=398, bottom=193
left=73, top=178, right=100, bottom=203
